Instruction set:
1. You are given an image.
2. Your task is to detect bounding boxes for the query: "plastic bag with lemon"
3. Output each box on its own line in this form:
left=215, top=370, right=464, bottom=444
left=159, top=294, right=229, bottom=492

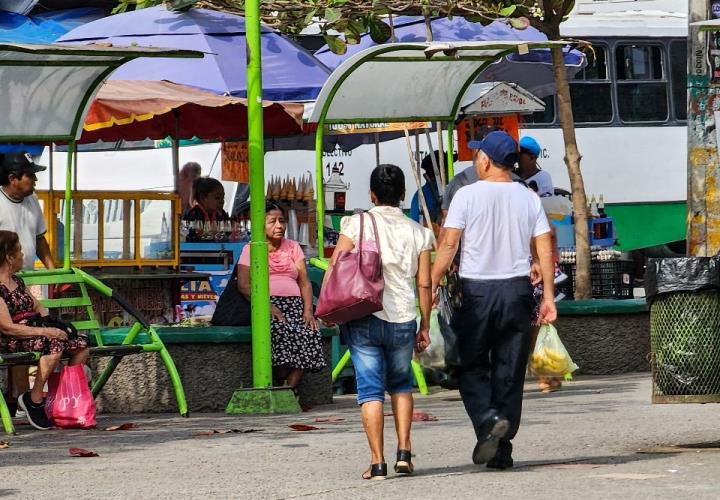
left=530, top=324, right=578, bottom=379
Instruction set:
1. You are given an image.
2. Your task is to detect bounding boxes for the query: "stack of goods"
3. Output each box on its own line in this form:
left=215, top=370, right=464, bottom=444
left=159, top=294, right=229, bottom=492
left=266, top=173, right=316, bottom=247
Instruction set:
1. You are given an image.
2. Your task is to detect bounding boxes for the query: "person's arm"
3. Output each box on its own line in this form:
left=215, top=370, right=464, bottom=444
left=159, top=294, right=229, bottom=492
left=36, top=235, right=54, bottom=270
left=0, top=298, right=65, bottom=340
left=296, top=259, right=318, bottom=330
left=534, top=231, right=557, bottom=324
left=415, top=250, right=432, bottom=353
left=530, top=238, right=541, bottom=285
left=237, top=264, right=251, bottom=301
left=431, top=227, right=462, bottom=298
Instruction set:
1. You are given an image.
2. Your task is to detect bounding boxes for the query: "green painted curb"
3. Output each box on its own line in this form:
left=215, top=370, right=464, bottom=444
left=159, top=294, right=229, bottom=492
left=225, top=387, right=301, bottom=415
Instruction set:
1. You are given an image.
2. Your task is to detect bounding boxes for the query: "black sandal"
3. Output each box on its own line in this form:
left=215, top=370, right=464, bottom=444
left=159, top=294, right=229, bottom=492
left=362, top=462, right=387, bottom=480
left=394, top=450, right=414, bottom=474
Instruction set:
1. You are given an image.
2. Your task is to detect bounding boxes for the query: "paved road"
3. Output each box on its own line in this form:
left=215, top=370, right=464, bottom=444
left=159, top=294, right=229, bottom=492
left=1, top=374, right=719, bottom=499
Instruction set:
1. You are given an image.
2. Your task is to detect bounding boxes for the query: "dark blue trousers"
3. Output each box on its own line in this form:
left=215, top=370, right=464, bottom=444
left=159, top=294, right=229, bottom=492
left=457, top=276, right=534, bottom=442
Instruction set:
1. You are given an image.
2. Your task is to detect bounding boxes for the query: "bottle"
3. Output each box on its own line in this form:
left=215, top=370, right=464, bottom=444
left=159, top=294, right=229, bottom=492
left=598, top=194, right=607, bottom=218
left=590, top=195, right=600, bottom=218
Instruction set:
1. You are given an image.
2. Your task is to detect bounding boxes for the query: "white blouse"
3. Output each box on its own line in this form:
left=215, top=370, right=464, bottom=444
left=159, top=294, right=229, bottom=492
left=340, top=206, right=434, bottom=323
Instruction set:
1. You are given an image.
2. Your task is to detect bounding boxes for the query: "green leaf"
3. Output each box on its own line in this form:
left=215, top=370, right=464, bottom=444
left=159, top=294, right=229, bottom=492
left=323, top=34, right=347, bottom=55
left=466, top=15, right=496, bottom=27
left=500, top=5, right=517, bottom=17
left=345, top=31, right=361, bottom=45
left=304, top=8, right=318, bottom=27
left=368, top=17, right=392, bottom=44
left=347, top=19, right=366, bottom=36
left=324, top=7, right=342, bottom=24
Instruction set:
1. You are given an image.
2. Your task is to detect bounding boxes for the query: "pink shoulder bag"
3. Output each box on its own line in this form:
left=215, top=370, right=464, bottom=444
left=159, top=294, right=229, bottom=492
left=316, top=212, right=384, bottom=324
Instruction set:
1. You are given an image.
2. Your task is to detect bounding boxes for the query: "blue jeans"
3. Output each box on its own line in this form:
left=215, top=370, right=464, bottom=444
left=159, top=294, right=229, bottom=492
left=342, top=316, right=416, bottom=405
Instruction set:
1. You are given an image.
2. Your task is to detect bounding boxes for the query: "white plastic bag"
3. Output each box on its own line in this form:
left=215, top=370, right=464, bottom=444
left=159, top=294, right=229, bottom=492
left=417, top=310, right=445, bottom=370
left=530, top=324, right=578, bottom=378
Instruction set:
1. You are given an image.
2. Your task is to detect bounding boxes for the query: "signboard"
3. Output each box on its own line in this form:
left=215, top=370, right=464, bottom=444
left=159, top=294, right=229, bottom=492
left=324, top=121, right=430, bottom=135
left=456, top=115, right=520, bottom=162
left=461, top=82, right=544, bottom=116
left=221, top=141, right=249, bottom=183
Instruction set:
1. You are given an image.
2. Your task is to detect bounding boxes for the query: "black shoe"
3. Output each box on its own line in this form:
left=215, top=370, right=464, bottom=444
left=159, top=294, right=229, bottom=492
left=487, top=440, right=514, bottom=470
left=472, top=413, right=510, bottom=465
left=17, top=392, right=52, bottom=431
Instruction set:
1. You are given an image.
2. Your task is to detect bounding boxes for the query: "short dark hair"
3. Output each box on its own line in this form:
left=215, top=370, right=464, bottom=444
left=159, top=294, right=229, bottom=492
left=192, top=177, right=224, bottom=201
left=0, top=230, right=20, bottom=263
left=265, top=202, right=286, bottom=216
left=370, top=164, right=405, bottom=206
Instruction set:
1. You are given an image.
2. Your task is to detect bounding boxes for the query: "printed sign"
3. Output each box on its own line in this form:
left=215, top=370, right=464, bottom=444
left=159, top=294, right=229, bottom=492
left=221, top=141, right=249, bottom=183
left=456, top=115, right=520, bottom=162
left=324, top=121, right=430, bottom=135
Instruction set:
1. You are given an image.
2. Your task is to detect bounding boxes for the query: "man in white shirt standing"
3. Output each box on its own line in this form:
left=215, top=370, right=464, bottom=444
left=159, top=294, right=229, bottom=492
left=431, top=131, right=557, bottom=470
left=0, top=153, right=55, bottom=414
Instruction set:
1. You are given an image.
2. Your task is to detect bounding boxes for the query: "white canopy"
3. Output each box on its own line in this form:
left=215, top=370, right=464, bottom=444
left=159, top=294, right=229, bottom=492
left=308, top=41, right=577, bottom=124
left=461, top=82, right=544, bottom=116
left=0, top=43, right=201, bottom=142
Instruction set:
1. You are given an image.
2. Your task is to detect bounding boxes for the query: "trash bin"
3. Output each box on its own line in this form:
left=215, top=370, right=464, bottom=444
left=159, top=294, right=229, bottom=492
left=646, top=257, right=720, bottom=403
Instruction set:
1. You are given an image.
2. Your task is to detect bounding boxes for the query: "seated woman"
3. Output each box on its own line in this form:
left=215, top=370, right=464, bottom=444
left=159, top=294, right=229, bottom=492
left=237, top=203, right=326, bottom=395
left=182, top=177, right=230, bottom=223
left=0, top=230, right=89, bottom=430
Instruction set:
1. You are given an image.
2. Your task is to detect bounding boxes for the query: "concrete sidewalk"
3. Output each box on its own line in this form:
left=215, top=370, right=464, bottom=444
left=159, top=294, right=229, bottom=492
left=1, top=374, right=719, bottom=499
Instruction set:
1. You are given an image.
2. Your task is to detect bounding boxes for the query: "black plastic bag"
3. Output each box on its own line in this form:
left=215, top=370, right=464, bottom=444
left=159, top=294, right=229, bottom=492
left=645, top=257, right=720, bottom=302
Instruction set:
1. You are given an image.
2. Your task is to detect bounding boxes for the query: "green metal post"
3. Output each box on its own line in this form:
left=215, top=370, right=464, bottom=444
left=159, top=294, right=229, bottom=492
left=245, top=0, right=272, bottom=389
left=63, top=141, right=75, bottom=270
left=315, top=125, right=325, bottom=261
left=446, top=122, right=455, bottom=179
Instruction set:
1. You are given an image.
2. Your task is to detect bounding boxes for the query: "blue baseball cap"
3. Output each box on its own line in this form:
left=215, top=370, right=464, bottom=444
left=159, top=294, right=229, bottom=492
left=468, top=131, right=519, bottom=168
left=519, top=136, right=541, bottom=157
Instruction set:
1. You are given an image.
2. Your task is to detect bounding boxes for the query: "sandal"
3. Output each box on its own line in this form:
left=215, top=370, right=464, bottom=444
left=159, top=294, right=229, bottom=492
left=394, top=449, right=414, bottom=474
left=362, top=462, right=387, bottom=480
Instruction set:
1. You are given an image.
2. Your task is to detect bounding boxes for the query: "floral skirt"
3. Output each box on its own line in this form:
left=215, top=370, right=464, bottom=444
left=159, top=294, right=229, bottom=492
left=1, top=333, right=88, bottom=356
left=271, top=296, right=326, bottom=372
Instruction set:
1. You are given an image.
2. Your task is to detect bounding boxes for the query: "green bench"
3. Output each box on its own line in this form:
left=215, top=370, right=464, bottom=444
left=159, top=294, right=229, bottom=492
left=0, top=268, right=187, bottom=435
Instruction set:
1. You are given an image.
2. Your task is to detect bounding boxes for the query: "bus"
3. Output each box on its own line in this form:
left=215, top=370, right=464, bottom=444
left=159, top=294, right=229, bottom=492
left=520, top=1, right=688, bottom=253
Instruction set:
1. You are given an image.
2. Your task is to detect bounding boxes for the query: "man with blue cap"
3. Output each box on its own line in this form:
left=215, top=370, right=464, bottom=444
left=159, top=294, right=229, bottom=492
left=518, top=136, right=554, bottom=196
left=431, top=131, right=557, bottom=470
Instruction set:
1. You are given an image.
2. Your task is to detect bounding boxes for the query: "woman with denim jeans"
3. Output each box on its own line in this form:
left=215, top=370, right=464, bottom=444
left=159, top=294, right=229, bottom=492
left=327, top=164, right=434, bottom=480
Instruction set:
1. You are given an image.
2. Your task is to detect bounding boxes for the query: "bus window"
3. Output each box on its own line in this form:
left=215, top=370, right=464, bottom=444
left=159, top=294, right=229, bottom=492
left=569, top=46, right=613, bottom=123
left=670, top=41, right=687, bottom=121
left=524, top=95, right=555, bottom=124
left=616, top=44, right=668, bottom=122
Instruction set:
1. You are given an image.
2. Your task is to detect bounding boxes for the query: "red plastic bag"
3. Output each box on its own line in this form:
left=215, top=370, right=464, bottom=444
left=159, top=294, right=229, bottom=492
left=45, top=365, right=97, bottom=429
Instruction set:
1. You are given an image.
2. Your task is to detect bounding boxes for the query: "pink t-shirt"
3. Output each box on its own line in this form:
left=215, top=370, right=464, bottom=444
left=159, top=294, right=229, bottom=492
left=238, top=239, right=304, bottom=297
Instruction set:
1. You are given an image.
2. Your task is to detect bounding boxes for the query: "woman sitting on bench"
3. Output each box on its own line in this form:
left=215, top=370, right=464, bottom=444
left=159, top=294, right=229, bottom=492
left=237, top=203, right=326, bottom=398
left=0, top=230, right=89, bottom=430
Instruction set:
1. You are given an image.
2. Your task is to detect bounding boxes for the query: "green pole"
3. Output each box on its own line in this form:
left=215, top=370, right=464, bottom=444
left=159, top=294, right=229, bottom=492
left=245, top=0, right=272, bottom=389
left=63, top=141, right=75, bottom=270
left=315, top=125, right=325, bottom=260
left=446, top=121, right=455, bottom=179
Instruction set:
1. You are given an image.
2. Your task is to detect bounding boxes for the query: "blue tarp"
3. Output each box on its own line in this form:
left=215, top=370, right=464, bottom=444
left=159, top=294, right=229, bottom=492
left=0, top=8, right=105, bottom=44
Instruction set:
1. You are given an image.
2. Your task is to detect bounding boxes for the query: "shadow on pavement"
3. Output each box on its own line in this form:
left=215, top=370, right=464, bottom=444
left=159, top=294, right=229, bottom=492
left=411, top=451, right=677, bottom=478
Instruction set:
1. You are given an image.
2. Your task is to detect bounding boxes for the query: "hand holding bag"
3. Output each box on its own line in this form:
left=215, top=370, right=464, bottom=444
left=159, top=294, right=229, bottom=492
left=316, top=212, right=384, bottom=324
left=45, top=364, right=97, bottom=429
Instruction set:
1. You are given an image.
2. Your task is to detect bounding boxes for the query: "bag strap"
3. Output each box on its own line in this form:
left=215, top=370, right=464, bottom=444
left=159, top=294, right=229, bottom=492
left=366, top=212, right=382, bottom=259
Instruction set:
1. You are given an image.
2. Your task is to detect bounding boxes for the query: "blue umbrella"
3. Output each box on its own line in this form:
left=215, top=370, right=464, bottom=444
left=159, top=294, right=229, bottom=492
left=58, top=6, right=331, bottom=102
left=315, top=16, right=585, bottom=98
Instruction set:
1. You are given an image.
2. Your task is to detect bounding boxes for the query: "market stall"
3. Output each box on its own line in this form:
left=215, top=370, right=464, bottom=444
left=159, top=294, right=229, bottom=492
left=0, top=42, right=203, bottom=434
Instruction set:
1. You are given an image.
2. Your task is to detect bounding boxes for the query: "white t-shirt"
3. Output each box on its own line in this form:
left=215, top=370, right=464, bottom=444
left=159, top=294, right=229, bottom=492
left=0, top=189, right=47, bottom=269
left=525, top=169, right=554, bottom=196
left=340, top=206, right=434, bottom=323
left=444, top=181, right=551, bottom=280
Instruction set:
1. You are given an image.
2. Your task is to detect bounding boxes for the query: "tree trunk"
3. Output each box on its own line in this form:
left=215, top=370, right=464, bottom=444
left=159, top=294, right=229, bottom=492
left=551, top=45, right=592, bottom=300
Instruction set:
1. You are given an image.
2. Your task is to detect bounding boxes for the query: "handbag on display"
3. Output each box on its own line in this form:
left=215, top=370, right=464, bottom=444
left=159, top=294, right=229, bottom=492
left=316, top=212, right=384, bottom=324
